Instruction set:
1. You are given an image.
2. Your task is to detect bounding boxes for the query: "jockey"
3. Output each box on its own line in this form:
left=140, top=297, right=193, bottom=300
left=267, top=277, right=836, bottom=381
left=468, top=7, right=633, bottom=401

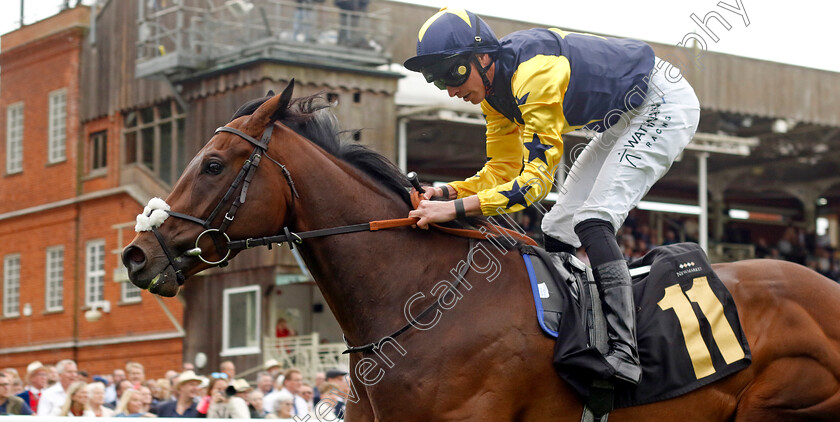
left=405, top=7, right=700, bottom=385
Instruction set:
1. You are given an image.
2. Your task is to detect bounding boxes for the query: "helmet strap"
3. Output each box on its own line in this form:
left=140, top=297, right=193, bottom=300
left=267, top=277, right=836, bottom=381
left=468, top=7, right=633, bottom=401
left=469, top=14, right=494, bottom=95
left=470, top=55, right=494, bottom=96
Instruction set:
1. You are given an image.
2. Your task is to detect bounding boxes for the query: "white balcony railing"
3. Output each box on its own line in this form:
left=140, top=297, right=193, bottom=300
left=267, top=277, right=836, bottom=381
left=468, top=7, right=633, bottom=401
left=136, top=0, right=392, bottom=78
left=264, top=333, right=349, bottom=381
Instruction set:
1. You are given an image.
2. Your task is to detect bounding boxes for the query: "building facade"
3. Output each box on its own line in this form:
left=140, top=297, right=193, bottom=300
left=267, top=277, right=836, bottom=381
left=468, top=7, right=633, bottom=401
left=2, top=0, right=401, bottom=379
left=0, top=6, right=184, bottom=377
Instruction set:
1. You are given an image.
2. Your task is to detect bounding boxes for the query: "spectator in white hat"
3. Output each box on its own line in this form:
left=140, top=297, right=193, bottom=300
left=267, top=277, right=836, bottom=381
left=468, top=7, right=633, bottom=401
left=156, top=370, right=202, bottom=417
left=264, top=360, right=283, bottom=379
left=17, top=361, right=48, bottom=411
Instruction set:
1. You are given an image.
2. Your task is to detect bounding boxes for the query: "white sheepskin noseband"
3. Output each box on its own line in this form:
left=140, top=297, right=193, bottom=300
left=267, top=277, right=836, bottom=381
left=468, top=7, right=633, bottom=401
left=135, top=197, right=171, bottom=232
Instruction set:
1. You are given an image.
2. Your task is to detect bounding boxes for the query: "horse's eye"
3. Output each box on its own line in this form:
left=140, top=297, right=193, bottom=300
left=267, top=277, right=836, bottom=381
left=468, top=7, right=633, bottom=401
left=205, top=161, right=223, bottom=175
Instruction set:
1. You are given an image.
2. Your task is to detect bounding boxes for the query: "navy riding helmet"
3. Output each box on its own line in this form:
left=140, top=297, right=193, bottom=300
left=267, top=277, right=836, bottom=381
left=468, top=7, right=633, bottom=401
left=404, top=8, right=500, bottom=90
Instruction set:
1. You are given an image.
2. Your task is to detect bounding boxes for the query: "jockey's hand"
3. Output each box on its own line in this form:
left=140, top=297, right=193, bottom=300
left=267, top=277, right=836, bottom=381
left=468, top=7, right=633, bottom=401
left=422, top=184, right=456, bottom=200
left=408, top=199, right=456, bottom=229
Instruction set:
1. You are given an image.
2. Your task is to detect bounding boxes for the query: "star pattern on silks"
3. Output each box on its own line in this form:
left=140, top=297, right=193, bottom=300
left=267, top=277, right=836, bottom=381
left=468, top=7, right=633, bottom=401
left=523, top=133, right=553, bottom=163
left=516, top=92, right=530, bottom=106
left=500, top=180, right=532, bottom=209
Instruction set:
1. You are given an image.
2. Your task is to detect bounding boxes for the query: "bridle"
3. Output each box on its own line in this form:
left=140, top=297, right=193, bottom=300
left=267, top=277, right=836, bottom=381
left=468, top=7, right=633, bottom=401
left=140, top=123, right=298, bottom=286
left=138, top=120, right=533, bottom=287
left=136, top=119, right=535, bottom=354
left=139, top=122, right=420, bottom=288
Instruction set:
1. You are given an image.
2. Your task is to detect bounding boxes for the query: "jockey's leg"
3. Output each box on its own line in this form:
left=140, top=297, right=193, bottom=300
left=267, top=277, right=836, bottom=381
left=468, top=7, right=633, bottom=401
left=565, top=57, right=699, bottom=383
left=576, top=218, right=641, bottom=385
left=541, top=132, right=611, bottom=253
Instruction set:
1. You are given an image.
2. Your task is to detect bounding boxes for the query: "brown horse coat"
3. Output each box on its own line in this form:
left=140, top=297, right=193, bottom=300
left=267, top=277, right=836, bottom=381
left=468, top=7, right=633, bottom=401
left=123, top=86, right=840, bottom=421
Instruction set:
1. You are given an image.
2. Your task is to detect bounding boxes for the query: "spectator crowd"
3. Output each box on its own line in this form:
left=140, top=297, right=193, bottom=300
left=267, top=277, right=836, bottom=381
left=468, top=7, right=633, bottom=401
left=0, top=359, right=350, bottom=420
left=614, top=215, right=840, bottom=283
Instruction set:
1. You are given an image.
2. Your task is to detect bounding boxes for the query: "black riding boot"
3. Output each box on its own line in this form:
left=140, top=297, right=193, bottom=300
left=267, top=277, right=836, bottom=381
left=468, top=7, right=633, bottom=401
left=575, top=218, right=642, bottom=385
left=595, top=259, right=642, bottom=385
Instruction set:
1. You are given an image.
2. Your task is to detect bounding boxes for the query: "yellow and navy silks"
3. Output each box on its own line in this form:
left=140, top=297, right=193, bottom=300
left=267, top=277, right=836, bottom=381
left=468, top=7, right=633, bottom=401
left=448, top=29, right=655, bottom=216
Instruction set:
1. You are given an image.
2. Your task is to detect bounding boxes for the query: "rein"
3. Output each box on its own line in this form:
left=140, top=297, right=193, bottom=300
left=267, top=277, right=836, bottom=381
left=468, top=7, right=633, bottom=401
left=226, top=190, right=537, bottom=250
left=137, top=121, right=538, bottom=348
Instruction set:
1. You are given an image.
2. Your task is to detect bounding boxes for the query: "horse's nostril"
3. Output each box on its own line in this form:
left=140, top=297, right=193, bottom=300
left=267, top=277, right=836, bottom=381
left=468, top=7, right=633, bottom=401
left=123, top=246, right=146, bottom=269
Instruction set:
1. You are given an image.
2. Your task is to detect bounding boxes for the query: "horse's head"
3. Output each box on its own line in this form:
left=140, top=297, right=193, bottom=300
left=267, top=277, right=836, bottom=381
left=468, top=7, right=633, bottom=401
left=122, top=81, right=298, bottom=297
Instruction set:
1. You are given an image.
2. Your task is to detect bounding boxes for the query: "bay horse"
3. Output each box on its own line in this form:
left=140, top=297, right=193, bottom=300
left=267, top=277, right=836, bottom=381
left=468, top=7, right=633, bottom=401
left=123, top=82, right=840, bottom=421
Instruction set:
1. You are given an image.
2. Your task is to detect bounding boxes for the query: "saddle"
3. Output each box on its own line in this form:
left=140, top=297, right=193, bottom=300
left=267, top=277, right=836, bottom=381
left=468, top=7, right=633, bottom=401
left=521, top=243, right=752, bottom=409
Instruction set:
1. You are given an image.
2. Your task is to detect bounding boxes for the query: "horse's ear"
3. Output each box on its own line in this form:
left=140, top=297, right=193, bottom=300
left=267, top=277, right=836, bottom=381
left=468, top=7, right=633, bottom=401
left=266, top=89, right=275, bottom=97
left=244, top=79, right=295, bottom=132
left=273, top=79, right=295, bottom=120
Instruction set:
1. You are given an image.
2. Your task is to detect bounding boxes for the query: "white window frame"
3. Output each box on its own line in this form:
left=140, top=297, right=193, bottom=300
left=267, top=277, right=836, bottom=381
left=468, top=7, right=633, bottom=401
left=85, top=240, right=106, bottom=307
left=121, top=276, right=142, bottom=303
left=48, top=89, right=67, bottom=163
left=221, top=285, right=261, bottom=356
left=4, top=254, right=21, bottom=317
left=45, top=246, right=65, bottom=312
left=6, top=102, right=24, bottom=174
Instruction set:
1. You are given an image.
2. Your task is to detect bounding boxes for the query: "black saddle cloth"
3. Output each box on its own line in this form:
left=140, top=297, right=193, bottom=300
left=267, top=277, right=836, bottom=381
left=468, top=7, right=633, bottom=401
left=523, top=242, right=752, bottom=408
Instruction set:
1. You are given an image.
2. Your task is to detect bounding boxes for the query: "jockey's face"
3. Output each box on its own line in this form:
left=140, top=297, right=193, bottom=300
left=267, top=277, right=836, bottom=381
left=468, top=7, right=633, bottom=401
left=446, top=54, right=493, bottom=105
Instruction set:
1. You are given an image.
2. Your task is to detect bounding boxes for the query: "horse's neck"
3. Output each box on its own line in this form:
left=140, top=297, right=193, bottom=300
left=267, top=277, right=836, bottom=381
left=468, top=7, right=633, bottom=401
left=285, top=139, right=408, bottom=232
left=282, top=137, right=462, bottom=344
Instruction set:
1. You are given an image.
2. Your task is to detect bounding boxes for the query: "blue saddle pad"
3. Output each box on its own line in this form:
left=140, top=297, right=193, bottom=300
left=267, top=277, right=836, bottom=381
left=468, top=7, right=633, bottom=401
left=522, top=251, right=587, bottom=338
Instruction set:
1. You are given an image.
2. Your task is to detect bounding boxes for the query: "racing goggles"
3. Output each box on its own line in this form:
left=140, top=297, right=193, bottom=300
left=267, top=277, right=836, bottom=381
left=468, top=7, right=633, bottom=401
left=422, top=55, right=472, bottom=90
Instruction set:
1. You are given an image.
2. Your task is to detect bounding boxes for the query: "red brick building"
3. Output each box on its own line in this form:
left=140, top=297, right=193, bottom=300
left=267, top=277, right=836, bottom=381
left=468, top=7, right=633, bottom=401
left=0, top=0, right=398, bottom=380
left=0, top=6, right=184, bottom=379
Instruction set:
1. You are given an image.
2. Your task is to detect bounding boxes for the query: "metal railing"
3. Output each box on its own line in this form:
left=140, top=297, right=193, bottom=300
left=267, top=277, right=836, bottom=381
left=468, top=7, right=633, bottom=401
left=264, top=333, right=349, bottom=381
left=136, top=0, right=391, bottom=78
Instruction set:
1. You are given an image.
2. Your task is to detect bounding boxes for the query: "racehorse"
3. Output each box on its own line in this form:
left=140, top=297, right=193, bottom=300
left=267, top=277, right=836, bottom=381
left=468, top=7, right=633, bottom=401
left=123, top=82, right=840, bottom=421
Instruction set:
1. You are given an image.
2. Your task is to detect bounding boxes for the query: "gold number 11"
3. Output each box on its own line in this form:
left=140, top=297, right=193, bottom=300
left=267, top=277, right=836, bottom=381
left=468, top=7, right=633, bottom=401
left=657, top=276, right=745, bottom=379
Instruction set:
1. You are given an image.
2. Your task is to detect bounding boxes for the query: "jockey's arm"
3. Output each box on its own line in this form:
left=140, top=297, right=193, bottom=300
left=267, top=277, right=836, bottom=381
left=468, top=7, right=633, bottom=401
left=470, top=56, right=569, bottom=216
left=445, top=103, right=523, bottom=198
left=411, top=107, right=519, bottom=229
left=410, top=56, right=570, bottom=227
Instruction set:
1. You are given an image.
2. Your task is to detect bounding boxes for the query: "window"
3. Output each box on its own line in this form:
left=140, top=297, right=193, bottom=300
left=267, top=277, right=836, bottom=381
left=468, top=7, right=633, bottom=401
left=85, top=240, right=105, bottom=306
left=3, top=254, right=21, bottom=317
left=45, top=246, right=64, bottom=312
left=89, top=131, right=108, bottom=172
left=6, top=102, right=23, bottom=174
left=123, top=101, right=186, bottom=184
left=48, top=89, right=67, bottom=163
left=222, top=285, right=261, bottom=355
left=121, top=278, right=142, bottom=303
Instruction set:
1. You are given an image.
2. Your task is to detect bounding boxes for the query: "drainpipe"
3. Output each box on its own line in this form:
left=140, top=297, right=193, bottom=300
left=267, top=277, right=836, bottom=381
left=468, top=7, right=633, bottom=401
left=72, top=59, right=87, bottom=364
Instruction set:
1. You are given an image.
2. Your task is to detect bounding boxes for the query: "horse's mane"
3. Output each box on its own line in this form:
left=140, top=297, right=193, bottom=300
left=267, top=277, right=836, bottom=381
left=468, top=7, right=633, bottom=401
left=231, top=92, right=498, bottom=238
left=231, top=93, right=411, bottom=204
